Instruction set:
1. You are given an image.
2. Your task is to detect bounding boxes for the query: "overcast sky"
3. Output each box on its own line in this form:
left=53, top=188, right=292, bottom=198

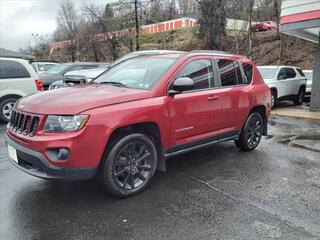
left=0, top=0, right=114, bottom=51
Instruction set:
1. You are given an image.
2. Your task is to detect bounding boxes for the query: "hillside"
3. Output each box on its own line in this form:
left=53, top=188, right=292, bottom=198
left=139, top=28, right=317, bottom=69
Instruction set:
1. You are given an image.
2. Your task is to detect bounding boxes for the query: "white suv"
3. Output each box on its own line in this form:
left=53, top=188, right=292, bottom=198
left=257, top=66, right=307, bottom=108
left=0, top=58, right=43, bottom=122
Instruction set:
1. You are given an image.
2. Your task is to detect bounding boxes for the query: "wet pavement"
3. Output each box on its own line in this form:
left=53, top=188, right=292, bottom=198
left=1, top=117, right=320, bottom=240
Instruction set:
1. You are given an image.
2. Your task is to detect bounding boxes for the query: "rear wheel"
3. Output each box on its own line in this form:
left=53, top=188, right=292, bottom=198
left=0, top=97, right=18, bottom=122
left=294, top=88, right=305, bottom=106
left=99, top=133, right=158, bottom=197
left=235, top=112, right=263, bottom=151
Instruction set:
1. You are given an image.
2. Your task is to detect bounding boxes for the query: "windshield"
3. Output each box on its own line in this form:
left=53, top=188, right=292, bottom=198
left=94, top=57, right=176, bottom=89
left=38, top=64, right=56, bottom=72
left=46, top=64, right=70, bottom=74
left=258, top=67, right=278, bottom=79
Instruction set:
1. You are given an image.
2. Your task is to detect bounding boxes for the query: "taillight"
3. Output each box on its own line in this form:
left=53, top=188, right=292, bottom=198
left=35, top=79, right=43, bottom=91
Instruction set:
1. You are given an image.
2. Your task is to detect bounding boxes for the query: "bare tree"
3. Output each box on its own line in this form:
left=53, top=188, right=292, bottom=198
left=84, top=4, right=129, bottom=60
left=55, top=0, right=79, bottom=61
left=196, top=0, right=226, bottom=50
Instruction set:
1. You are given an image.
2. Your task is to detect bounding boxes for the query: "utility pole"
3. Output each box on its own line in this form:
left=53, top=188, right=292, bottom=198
left=31, top=33, right=38, bottom=50
left=134, top=0, right=140, bottom=51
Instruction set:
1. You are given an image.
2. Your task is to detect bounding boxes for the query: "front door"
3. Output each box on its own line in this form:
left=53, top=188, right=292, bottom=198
left=167, top=58, right=223, bottom=146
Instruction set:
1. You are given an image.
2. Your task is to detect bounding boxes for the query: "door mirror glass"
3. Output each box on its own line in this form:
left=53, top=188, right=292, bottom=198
left=171, top=77, right=194, bottom=93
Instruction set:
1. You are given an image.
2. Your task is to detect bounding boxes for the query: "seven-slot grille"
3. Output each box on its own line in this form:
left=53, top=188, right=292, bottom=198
left=9, top=110, right=40, bottom=136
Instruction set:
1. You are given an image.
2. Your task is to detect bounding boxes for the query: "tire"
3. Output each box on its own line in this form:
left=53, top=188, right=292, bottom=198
left=293, top=88, right=305, bottom=106
left=99, top=133, right=158, bottom=198
left=271, top=90, right=277, bottom=109
left=234, top=112, right=263, bottom=151
left=0, top=97, right=18, bottom=122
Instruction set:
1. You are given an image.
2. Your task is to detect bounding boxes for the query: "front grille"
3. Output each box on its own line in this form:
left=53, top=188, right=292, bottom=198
left=9, top=110, right=40, bottom=136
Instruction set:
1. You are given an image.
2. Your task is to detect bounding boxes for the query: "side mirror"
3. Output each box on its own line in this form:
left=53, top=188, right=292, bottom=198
left=278, top=75, right=285, bottom=80
left=169, top=77, right=194, bottom=95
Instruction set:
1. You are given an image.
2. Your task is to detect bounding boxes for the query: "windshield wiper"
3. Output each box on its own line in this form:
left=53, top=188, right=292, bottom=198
left=99, top=81, right=127, bottom=87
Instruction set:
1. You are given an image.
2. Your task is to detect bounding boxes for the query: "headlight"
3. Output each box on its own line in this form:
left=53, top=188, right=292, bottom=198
left=44, top=115, right=89, bottom=132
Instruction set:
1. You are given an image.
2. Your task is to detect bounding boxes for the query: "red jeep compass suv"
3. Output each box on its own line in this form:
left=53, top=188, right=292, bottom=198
left=6, top=51, right=271, bottom=197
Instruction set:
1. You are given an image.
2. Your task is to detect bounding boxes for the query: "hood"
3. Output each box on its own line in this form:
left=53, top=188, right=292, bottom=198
left=17, top=84, right=150, bottom=115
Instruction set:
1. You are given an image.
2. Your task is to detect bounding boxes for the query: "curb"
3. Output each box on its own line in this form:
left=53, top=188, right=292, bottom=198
left=271, top=112, right=320, bottom=121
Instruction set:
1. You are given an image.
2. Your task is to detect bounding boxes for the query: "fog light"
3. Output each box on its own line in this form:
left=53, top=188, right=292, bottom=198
left=46, top=148, right=69, bottom=161
left=57, top=148, right=69, bottom=160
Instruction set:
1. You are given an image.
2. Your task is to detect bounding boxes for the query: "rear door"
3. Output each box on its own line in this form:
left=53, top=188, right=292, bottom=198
left=168, top=58, right=224, bottom=146
left=214, top=58, right=251, bottom=132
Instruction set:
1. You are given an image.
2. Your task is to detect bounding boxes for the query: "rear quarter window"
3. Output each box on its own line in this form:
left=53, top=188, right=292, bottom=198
left=0, top=60, right=30, bottom=79
left=242, top=63, right=253, bottom=84
left=296, top=68, right=305, bottom=77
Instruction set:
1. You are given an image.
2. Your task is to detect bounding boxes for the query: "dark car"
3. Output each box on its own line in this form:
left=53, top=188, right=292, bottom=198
left=39, top=62, right=102, bottom=90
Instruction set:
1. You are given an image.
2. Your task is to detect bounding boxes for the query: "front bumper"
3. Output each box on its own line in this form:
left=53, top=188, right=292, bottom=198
left=5, top=134, right=97, bottom=181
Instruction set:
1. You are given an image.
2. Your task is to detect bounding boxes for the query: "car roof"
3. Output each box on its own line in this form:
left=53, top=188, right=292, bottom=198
left=258, top=65, right=300, bottom=69
left=32, top=62, right=57, bottom=64
left=0, top=57, right=29, bottom=64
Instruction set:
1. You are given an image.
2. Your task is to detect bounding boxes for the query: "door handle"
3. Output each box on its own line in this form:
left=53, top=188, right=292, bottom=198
left=208, top=95, right=219, bottom=101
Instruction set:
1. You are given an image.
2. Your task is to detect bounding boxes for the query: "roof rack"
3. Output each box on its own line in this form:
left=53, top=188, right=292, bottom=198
left=189, top=50, right=235, bottom=55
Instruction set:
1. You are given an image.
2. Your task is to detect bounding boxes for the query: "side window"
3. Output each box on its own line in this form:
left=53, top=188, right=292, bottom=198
left=286, top=68, right=297, bottom=79
left=234, top=61, right=244, bottom=84
left=0, top=60, right=30, bottom=79
left=217, top=59, right=237, bottom=86
left=242, top=63, right=253, bottom=84
left=278, top=68, right=286, bottom=80
left=177, top=59, right=213, bottom=90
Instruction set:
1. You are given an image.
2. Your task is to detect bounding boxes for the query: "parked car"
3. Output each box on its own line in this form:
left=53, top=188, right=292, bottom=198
left=251, top=21, right=278, bottom=31
left=39, top=62, right=102, bottom=90
left=48, top=51, right=184, bottom=90
left=303, top=70, right=313, bottom=98
left=5, top=51, right=271, bottom=197
left=31, top=61, right=58, bottom=74
left=49, top=66, right=110, bottom=90
left=257, top=66, right=307, bottom=108
left=0, top=57, right=43, bottom=122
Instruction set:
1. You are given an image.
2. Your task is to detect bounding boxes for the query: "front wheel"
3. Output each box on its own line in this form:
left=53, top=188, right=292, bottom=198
left=235, top=112, right=263, bottom=151
left=99, top=133, right=158, bottom=197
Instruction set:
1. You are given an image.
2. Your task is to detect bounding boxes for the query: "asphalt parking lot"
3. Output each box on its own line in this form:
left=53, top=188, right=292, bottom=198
left=1, top=117, right=320, bottom=240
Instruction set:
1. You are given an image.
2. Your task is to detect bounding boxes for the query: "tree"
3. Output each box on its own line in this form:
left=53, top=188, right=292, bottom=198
left=196, top=0, right=226, bottom=50
left=84, top=4, right=129, bottom=60
left=55, top=0, right=79, bottom=62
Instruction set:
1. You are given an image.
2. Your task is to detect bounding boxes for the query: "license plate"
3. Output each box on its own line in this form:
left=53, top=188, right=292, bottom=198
left=7, top=144, right=18, bottom=163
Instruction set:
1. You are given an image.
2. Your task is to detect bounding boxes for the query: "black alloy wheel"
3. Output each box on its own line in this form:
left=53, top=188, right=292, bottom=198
left=100, top=133, right=157, bottom=197
left=235, top=112, right=263, bottom=151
